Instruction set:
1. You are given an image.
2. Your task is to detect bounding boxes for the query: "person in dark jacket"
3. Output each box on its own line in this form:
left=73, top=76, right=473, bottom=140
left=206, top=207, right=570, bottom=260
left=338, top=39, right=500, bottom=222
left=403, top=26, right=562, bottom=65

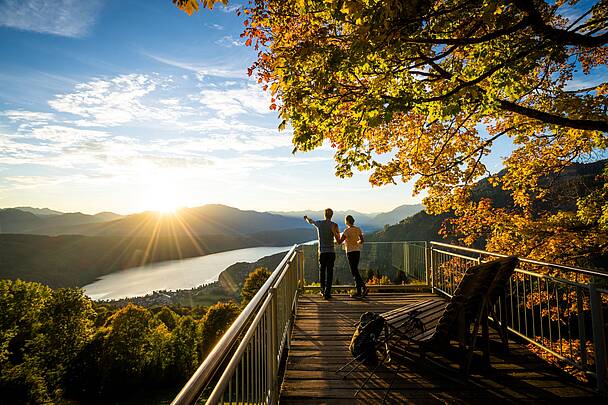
left=304, top=208, right=341, bottom=299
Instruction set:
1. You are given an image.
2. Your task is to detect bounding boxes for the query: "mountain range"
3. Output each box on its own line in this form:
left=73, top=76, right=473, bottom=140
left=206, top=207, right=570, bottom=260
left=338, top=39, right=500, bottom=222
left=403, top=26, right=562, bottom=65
left=1, top=203, right=423, bottom=237
left=271, top=203, right=423, bottom=230
left=0, top=202, right=422, bottom=288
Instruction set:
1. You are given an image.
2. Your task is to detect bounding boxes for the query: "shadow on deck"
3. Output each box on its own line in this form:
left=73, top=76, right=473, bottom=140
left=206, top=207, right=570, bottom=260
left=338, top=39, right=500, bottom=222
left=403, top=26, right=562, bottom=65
left=280, top=292, right=601, bottom=404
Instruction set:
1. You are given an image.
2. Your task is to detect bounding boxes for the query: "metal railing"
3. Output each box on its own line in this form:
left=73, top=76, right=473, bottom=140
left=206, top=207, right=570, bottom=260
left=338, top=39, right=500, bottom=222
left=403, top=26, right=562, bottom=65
left=299, top=241, right=429, bottom=286
left=172, top=244, right=303, bottom=405
left=172, top=241, right=607, bottom=403
left=429, top=241, right=608, bottom=392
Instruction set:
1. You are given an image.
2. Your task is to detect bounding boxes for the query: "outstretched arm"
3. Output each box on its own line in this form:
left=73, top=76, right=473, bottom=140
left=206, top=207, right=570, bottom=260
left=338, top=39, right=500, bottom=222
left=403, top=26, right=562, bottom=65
left=303, top=215, right=315, bottom=225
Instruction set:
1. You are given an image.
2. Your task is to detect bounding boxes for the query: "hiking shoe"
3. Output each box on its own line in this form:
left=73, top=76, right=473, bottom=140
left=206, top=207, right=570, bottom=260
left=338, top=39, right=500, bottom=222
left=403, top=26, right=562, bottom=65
left=323, top=294, right=332, bottom=300
left=361, top=286, right=369, bottom=297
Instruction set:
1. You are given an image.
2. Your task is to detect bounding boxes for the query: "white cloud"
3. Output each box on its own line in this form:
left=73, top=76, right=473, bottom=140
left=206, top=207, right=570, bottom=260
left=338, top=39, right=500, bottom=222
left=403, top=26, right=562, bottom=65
left=2, top=110, right=55, bottom=123
left=0, top=0, right=103, bottom=38
left=196, top=84, right=271, bottom=117
left=215, top=35, right=244, bottom=48
left=155, top=132, right=292, bottom=153
left=1, top=175, right=82, bottom=190
left=27, top=125, right=111, bottom=144
left=205, top=23, right=224, bottom=30
left=144, top=53, right=246, bottom=80
left=48, top=74, right=192, bottom=126
left=220, top=4, right=241, bottom=13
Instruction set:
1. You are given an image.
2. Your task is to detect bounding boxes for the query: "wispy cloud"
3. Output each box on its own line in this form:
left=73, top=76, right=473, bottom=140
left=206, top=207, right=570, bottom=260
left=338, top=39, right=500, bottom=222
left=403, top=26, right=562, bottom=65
left=220, top=4, right=241, bottom=14
left=195, top=84, right=271, bottom=117
left=215, top=35, right=244, bottom=48
left=205, top=23, right=224, bottom=30
left=144, top=53, right=246, bottom=80
left=48, top=74, right=193, bottom=126
left=0, top=0, right=103, bottom=38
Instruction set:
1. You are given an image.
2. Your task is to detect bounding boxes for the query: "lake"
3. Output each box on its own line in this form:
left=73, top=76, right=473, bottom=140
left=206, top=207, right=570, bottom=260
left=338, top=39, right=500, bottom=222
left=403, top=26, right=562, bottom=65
left=83, top=245, right=294, bottom=300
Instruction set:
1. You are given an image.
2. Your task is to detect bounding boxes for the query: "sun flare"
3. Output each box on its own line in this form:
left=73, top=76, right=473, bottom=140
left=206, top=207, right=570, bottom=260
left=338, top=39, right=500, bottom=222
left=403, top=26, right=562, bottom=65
left=151, top=197, right=182, bottom=214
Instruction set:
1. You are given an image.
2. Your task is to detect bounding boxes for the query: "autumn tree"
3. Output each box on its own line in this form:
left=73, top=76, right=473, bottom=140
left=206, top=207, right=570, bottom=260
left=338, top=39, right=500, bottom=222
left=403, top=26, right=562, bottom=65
left=198, top=301, right=240, bottom=355
left=241, top=266, right=271, bottom=305
left=176, top=0, right=608, bottom=265
left=170, top=316, right=199, bottom=380
left=156, top=306, right=179, bottom=331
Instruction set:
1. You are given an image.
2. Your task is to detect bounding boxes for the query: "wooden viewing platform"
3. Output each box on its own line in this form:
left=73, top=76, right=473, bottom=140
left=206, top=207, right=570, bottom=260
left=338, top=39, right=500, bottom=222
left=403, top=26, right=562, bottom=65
left=280, top=292, right=602, bottom=404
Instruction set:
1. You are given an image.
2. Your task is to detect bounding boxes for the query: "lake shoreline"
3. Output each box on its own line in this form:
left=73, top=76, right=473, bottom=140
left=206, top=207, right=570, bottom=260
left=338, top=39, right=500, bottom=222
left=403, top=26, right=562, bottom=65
left=83, top=246, right=294, bottom=301
left=97, top=250, right=289, bottom=307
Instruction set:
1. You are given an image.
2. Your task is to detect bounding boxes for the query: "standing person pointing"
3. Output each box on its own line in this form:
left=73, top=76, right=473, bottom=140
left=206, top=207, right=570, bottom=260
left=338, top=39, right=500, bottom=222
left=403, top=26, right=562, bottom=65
left=304, top=208, right=341, bottom=299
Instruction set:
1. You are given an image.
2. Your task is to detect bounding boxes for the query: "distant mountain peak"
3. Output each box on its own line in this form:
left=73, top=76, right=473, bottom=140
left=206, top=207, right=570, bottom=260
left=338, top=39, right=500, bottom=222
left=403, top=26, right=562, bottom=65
left=13, top=207, right=63, bottom=216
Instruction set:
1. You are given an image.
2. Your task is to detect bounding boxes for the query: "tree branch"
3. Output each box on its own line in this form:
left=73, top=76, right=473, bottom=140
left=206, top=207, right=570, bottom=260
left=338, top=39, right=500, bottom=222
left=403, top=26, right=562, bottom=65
left=499, top=100, right=608, bottom=132
left=511, top=0, right=608, bottom=47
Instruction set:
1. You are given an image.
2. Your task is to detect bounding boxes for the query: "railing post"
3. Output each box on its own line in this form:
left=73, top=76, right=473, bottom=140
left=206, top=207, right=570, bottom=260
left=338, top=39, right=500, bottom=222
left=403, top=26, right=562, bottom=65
left=576, top=286, right=588, bottom=371
left=269, top=287, right=279, bottom=403
left=589, top=283, right=607, bottom=393
left=297, top=248, right=305, bottom=289
left=429, top=243, right=435, bottom=293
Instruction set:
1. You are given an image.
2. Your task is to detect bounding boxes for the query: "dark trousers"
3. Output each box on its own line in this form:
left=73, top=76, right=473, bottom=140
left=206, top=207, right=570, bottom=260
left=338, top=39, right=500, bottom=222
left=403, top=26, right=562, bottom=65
left=319, top=252, right=335, bottom=297
left=347, top=251, right=365, bottom=294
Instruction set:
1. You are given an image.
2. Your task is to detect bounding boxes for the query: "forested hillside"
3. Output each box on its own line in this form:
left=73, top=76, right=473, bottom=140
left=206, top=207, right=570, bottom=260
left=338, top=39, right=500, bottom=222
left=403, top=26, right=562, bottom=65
left=0, top=279, right=242, bottom=404
left=369, top=159, right=607, bottom=269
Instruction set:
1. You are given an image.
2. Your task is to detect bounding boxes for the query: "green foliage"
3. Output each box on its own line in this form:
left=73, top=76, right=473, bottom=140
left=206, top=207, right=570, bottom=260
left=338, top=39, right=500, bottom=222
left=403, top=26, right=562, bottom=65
left=156, top=306, right=179, bottom=331
left=0, top=279, right=242, bottom=403
left=104, top=304, right=154, bottom=386
left=170, top=316, right=199, bottom=380
left=199, top=301, right=240, bottom=356
left=240, top=267, right=271, bottom=305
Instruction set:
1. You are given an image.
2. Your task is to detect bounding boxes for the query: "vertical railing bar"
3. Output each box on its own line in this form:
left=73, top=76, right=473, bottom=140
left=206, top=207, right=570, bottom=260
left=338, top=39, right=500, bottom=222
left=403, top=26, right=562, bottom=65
left=429, top=244, right=434, bottom=293
left=589, top=283, right=607, bottom=393
left=576, top=286, right=588, bottom=371
left=530, top=275, right=536, bottom=339
left=510, top=278, right=515, bottom=328
left=235, top=354, right=239, bottom=405
left=522, top=273, right=529, bottom=337
left=253, top=332, right=257, bottom=404
left=538, top=276, right=544, bottom=345
left=547, top=279, right=553, bottom=345
left=566, top=285, right=573, bottom=361
left=516, top=277, right=521, bottom=333
left=555, top=283, right=563, bottom=356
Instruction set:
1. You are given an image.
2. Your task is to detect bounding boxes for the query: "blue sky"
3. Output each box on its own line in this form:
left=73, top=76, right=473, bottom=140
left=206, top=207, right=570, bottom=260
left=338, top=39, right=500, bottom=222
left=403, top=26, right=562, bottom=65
left=0, top=0, right=601, bottom=215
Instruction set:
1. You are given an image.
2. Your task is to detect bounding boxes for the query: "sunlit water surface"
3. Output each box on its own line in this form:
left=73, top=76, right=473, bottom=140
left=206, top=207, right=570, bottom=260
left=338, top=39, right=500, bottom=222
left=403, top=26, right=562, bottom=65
left=83, top=245, right=293, bottom=300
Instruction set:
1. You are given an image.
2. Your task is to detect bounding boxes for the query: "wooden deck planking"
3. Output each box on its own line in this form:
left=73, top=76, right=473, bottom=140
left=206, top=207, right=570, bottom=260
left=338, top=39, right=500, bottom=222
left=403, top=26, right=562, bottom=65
left=280, top=293, right=602, bottom=404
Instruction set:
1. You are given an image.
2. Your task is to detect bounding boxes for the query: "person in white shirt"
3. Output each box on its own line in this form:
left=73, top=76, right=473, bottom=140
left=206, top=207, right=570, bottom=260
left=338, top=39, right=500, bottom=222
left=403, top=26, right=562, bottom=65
left=338, top=215, right=368, bottom=298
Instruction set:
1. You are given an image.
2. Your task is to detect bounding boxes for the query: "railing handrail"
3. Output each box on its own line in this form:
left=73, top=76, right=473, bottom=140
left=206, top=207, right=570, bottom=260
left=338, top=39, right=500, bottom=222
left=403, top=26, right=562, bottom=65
left=430, top=241, right=608, bottom=278
left=171, top=245, right=298, bottom=405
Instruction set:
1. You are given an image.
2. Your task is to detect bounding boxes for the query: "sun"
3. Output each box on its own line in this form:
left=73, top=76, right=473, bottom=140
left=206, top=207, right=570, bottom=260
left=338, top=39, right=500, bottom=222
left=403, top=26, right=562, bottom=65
left=136, top=167, right=190, bottom=215
left=142, top=187, right=184, bottom=214
left=152, top=197, right=182, bottom=214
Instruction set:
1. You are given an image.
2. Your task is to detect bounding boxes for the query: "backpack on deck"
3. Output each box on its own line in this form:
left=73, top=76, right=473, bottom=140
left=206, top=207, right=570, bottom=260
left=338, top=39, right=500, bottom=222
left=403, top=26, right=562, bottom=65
left=349, top=312, right=385, bottom=365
